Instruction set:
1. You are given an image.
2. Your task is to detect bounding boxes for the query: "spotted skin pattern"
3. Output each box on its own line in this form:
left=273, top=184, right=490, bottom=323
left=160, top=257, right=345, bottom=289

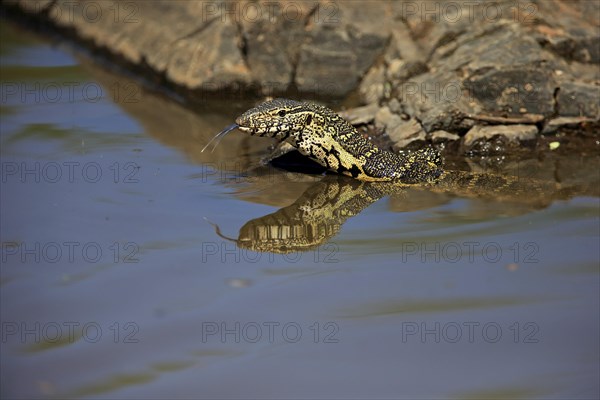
left=235, top=99, right=443, bottom=183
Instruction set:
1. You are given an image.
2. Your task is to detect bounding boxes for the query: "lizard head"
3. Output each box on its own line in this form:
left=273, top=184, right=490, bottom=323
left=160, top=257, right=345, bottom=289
left=202, top=98, right=321, bottom=153
left=235, top=98, right=314, bottom=139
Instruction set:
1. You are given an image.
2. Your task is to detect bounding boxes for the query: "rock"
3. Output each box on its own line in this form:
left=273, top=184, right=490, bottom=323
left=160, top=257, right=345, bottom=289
left=384, top=21, right=426, bottom=64
left=464, top=124, right=538, bottom=148
left=532, top=0, right=600, bottom=63
left=401, top=22, right=560, bottom=132
left=556, top=81, right=600, bottom=119
left=42, top=0, right=251, bottom=90
left=387, top=98, right=402, bottom=114
left=294, top=2, right=391, bottom=97
left=430, top=130, right=460, bottom=143
left=239, top=1, right=315, bottom=93
left=390, top=0, right=471, bottom=61
left=374, top=106, right=403, bottom=131
left=388, top=118, right=427, bottom=150
left=375, top=106, right=426, bottom=149
left=386, top=60, right=428, bottom=83
left=14, top=0, right=53, bottom=12
left=6, top=0, right=392, bottom=97
left=161, top=20, right=250, bottom=89
left=542, top=117, right=600, bottom=135
left=295, top=33, right=379, bottom=97
left=541, top=34, right=600, bottom=64
left=339, top=103, right=379, bottom=126
left=463, top=65, right=557, bottom=116
left=239, top=0, right=391, bottom=96
left=565, top=62, right=600, bottom=83
left=358, top=63, right=386, bottom=104
left=367, top=0, right=598, bottom=140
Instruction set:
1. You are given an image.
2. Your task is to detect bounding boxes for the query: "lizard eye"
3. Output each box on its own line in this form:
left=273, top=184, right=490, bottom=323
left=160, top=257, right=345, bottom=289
left=277, top=110, right=287, bottom=117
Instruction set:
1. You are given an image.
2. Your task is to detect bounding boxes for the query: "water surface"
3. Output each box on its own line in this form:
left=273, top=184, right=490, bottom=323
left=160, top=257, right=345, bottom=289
left=1, top=22, right=599, bottom=399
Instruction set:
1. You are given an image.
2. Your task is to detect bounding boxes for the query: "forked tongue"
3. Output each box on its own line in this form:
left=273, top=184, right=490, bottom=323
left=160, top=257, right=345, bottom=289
left=201, top=123, right=239, bottom=153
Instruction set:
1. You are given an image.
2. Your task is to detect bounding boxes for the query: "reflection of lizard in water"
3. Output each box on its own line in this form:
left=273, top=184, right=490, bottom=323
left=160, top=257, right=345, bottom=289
left=205, top=99, right=581, bottom=253
left=209, top=176, right=392, bottom=253
left=208, top=174, right=572, bottom=254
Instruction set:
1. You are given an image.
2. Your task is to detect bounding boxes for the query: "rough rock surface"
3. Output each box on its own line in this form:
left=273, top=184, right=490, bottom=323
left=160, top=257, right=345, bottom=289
left=339, top=103, right=378, bottom=125
left=356, top=0, right=599, bottom=147
left=556, top=81, right=600, bottom=118
left=4, top=0, right=599, bottom=151
left=374, top=106, right=426, bottom=149
left=464, top=125, right=538, bottom=146
left=7, top=0, right=395, bottom=97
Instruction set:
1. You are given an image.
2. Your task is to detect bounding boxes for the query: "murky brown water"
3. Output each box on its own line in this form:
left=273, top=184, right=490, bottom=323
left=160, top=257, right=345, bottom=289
left=1, top=22, right=599, bottom=399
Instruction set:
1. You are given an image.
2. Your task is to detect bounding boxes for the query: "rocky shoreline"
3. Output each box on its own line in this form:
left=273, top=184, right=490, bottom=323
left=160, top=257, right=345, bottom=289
left=3, top=0, right=599, bottom=154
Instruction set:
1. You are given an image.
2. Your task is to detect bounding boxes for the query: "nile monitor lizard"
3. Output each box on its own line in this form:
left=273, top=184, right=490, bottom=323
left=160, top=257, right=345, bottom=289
left=204, top=98, right=443, bottom=183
